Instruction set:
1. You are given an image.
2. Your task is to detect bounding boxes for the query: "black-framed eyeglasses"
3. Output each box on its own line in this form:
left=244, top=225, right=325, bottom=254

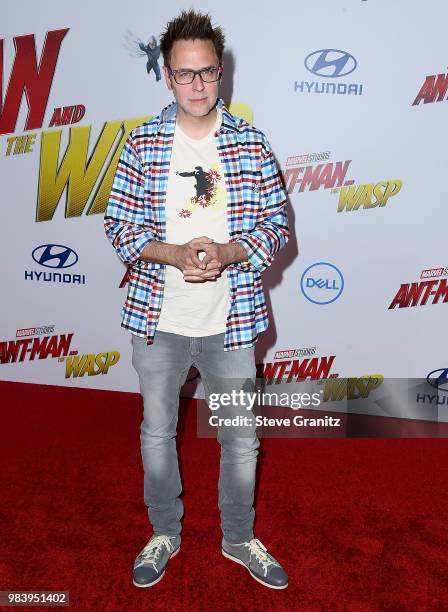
left=168, top=65, right=223, bottom=85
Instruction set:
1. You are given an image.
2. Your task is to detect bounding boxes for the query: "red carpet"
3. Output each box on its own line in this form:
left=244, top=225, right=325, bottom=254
left=1, top=381, right=447, bottom=611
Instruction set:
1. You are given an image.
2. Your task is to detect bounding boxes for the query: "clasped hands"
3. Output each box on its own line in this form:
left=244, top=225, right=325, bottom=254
left=173, top=236, right=231, bottom=283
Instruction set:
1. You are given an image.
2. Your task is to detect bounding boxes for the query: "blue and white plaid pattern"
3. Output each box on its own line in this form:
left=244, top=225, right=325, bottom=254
left=104, top=99, right=289, bottom=350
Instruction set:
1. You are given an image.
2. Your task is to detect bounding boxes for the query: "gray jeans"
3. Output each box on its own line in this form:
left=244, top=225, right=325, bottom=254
left=131, top=330, right=260, bottom=544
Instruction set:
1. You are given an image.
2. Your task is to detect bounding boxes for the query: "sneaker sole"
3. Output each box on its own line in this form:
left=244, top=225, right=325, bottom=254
left=132, top=545, right=180, bottom=588
left=221, top=549, right=288, bottom=590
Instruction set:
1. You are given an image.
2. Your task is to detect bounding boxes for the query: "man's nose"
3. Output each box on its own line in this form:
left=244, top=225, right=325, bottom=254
left=192, top=73, right=205, bottom=90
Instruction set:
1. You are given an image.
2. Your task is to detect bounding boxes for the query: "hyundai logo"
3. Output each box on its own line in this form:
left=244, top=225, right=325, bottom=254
left=32, top=244, right=78, bottom=269
left=301, top=262, right=344, bottom=305
left=427, top=368, right=448, bottom=393
left=304, top=49, right=357, bottom=78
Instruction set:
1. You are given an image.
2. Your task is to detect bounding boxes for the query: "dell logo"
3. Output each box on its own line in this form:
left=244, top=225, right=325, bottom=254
left=301, top=262, right=344, bottom=305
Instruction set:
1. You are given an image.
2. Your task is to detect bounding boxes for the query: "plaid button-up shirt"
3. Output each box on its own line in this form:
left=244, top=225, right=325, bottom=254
left=104, top=98, right=289, bottom=350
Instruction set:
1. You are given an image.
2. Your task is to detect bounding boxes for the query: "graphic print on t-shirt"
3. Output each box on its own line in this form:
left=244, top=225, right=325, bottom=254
left=157, top=108, right=231, bottom=337
left=176, top=163, right=225, bottom=219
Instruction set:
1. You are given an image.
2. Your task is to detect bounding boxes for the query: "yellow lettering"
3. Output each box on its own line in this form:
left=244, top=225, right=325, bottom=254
left=87, top=118, right=151, bottom=215
left=14, top=135, right=27, bottom=154
left=323, top=378, right=347, bottom=401
left=80, top=354, right=96, bottom=377
left=6, top=137, right=15, bottom=155
left=357, top=184, right=373, bottom=209
left=25, top=134, right=37, bottom=153
left=102, top=351, right=120, bottom=374
left=65, top=354, right=86, bottom=378
left=337, top=185, right=364, bottom=212
left=381, top=180, right=402, bottom=206
left=362, top=374, right=383, bottom=396
left=372, top=180, right=388, bottom=206
left=37, top=116, right=150, bottom=221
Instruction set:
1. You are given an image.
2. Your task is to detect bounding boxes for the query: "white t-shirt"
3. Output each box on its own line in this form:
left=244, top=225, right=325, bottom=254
left=157, top=109, right=231, bottom=336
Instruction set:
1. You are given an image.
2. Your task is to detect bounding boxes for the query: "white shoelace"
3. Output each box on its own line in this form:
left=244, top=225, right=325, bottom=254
left=244, top=538, right=279, bottom=576
left=138, top=535, right=175, bottom=570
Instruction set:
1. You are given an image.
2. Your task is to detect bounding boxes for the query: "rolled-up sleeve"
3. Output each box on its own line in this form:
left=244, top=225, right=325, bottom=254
left=235, top=141, right=289, bottom=273
left=104, top=135, right=154, bottom=264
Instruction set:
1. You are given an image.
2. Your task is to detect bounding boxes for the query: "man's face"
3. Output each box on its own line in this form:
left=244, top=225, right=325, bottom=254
left=163, top=38, right=220, bottom=121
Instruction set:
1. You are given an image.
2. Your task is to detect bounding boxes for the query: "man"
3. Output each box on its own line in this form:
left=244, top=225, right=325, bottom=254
left=104, top=9, right=289, bottom=590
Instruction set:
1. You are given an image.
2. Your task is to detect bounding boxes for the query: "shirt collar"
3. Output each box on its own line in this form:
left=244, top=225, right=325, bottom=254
left=158, top=98, right=238, bottom=134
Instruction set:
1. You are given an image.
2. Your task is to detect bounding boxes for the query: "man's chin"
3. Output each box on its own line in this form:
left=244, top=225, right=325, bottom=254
left=186, top=98, right=218, bottom=117
left=188, top=103, right=210, bottom=115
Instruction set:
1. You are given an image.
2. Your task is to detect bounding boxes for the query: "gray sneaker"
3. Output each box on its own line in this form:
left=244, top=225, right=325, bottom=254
left=133, top=534, right=181, bottom=588
left=222, top=537, right=288, bottom=589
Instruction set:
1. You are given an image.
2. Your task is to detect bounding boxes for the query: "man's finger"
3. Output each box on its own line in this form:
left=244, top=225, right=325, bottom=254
left=202, top=252, right=220, bottom=267
left=183, top=267, right=216, bottom=276
left=190, top=236, right=214, bottom=247
left=204, top=260, right=221, bottom=270
left=186, top=252, right=206, bottom=269
left=183, top=268, right=219, bottom=280
left=184, top=274, right=217, bottom=282
left=184, top=275, right=217, bottom=282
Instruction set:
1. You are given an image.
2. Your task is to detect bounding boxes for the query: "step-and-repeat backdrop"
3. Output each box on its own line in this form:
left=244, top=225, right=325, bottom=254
left=1, top=1, right=446, bottom=421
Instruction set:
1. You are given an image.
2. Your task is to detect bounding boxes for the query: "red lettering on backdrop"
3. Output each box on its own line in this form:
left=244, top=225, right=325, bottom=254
left=0, top=28, right=69, bottom=135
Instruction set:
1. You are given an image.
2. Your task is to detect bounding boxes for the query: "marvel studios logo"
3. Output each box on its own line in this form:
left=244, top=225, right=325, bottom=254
left=285, top=151, right=330, bottom=166
left=420, top=267, right=448, bottom=279
left=16, top=325, right=55, bottom=338
left=274, top=347, right=317, bottom=360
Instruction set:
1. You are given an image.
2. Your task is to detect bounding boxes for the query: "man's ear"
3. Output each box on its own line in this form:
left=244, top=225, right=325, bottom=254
left=163, top=65, right=173, bottom=90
